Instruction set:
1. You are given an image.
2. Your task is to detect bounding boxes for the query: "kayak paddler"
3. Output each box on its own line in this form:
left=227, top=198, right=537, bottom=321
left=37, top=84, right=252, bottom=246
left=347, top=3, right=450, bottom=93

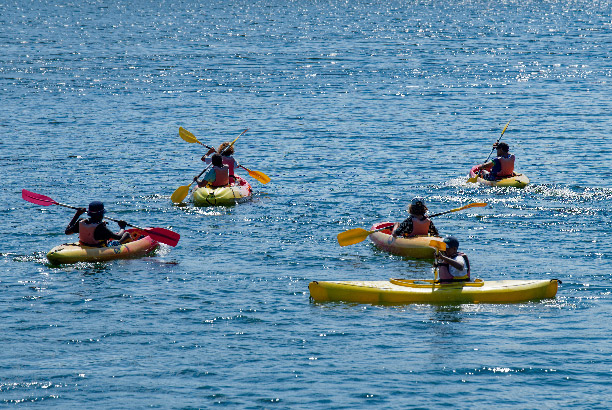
left=391, top=198, right=439, bottom=238
left=436, top=236, right=471, bottom=282
left=201, top=141, right=240, bottom=183
left=473, top=142, right=515, bottom=181
left=65, top=201, right=130, bottom=247
left=195, top=153, right=230, bottom=188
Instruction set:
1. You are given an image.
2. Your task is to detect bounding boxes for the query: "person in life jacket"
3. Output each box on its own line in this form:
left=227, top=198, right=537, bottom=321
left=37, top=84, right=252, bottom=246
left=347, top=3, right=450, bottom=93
left=391, top=197, right=439, bottom=238
left=65, top=201, right=130, bottom=247
left=201, top=141, right=239, bottom=183
left=436, top=236, right=471, bottom=282
left=195, top=153, right=230, bottom=188
left=474, top=142, right=515, bottom=181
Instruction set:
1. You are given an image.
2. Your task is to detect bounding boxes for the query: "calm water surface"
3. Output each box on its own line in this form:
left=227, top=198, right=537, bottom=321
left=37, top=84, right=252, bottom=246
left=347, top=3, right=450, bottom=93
left=1, top=0, right=611, bottom=408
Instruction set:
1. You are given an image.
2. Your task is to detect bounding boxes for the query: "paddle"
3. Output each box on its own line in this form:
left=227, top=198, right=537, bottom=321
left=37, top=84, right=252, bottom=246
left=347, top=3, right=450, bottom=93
left=178, top=127, right=215, bottom=151
left=239, top=165, right=270, bottom=184
left=22, top=189, right=180, bottom=247
left=429, top=239, right=447, bottom=281
left=468, top=119, right=512, bottom=183
left=171, top=129, right=247, bottom=204
left=179, top=127, right=269, bottom=184
left=428, top=202, right=487, bottom=218
left=336, top=202, right=487, bottom=247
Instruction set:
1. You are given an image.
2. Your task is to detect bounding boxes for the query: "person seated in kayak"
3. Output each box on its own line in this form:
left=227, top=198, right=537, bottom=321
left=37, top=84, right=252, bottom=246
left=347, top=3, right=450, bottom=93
left=195, top=153, right=230, bottom=188
left=65, top=201, right=130, bottom=247
left=391, top=198, right=439, bottom=238
left=201, top=142, right=239, bottom=182
left=436, top=236, right=471, bottom=283
left=474, top=142, right=515, bottom=181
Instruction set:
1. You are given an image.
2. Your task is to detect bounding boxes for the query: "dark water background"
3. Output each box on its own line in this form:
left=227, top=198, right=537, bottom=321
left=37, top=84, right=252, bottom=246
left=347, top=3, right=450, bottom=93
left=1, top=0, right=611, bottom=408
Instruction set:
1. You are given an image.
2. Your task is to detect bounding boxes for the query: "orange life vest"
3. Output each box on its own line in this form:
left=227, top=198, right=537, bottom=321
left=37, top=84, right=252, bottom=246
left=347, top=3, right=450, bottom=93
left=495, top=154, right=515, bottom=178
left=205, top=157, right=237, bottom=177
left=79, top=220, right=105, bottom=247
left=409, top=216, right=431, bottom=236
left=210, top=166, right=230, bottom=187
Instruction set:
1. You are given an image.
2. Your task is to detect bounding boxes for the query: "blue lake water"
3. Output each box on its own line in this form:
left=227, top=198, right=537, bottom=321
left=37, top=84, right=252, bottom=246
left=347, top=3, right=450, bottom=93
left=1, top=0, right=611, bottom=408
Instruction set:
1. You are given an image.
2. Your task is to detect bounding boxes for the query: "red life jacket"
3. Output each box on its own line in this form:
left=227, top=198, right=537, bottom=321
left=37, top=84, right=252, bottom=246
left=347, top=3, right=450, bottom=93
left=79, top=220, right=105, bottom=247
left=438, top=252, right=471, bottom=281
left=210, top=166, right=230, bottom=187
left=206, top=157, right=237, bottom=177
left=410, top=216, right=431, bottom=236
left=496, top=154, right=515, bottom=178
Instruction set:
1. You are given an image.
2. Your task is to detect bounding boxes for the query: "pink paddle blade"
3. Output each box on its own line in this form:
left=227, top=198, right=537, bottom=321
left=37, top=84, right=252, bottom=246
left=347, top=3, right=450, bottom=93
left=139, top=227, right=180, bottom=247
left=22, top=189, right=180, bottom=247
left=22, top=189, right=58, bottom=206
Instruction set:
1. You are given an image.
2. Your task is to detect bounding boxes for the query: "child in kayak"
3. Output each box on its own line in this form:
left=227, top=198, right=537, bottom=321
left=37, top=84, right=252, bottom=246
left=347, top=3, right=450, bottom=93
left=65, top=201, right=129, bottom=247
left=195, top=154, right=230, bottom=188
left=436, top=236, right=471, bottom=282
left=474, top=142, right=515, bottom=181
left=391, top=198, right=439, bottom=238
left=201, top=141, right=239, bottom=182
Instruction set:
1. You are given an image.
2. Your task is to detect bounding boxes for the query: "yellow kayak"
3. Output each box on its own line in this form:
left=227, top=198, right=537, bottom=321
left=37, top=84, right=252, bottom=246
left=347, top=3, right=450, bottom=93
left=469, top=165, right=529, bottom=188
left=368, top=222, right=442, bottom=259
left=192, top=175, right=252, bottom=206
left=309, top=278, right=559, bottom=304
left=47, top=230, right=159, bottom=265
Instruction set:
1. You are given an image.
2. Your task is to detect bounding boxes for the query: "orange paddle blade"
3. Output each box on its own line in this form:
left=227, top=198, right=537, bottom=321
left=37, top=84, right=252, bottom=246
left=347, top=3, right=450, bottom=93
left=429, top=239, right=446, bottom=252
left=243, top=167, right=270, bottom=184
left=337, top=228, right=373, bottom=247
left=171, top=184, right=191, bottom=204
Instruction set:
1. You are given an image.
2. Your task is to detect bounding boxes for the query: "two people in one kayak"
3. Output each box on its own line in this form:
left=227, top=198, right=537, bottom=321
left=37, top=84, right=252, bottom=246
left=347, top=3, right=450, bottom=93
left=65, top=201, right=129, bottom=247
left=195, top=141, right=240, bottom=188
left=473, top=142, right=515, bottom=181
left=391, top=198, right=439, bottom=238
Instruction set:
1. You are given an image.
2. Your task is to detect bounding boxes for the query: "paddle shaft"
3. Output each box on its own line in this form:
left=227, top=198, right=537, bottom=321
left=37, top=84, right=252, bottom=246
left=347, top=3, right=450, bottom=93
left=484, top=119, right=511, bottom=163
left=369, top=207, right=473, bottom=234
left=22, top=190, right=180, bottom=246
left=337, top=202, right=487, bottom=247
left=178, top=127, right=270, bottom=184
left=193, top=129, right=247, bottom=182
left=45, top=200, right=151, bottom=232
left=377, top=203, right=486, bottom=223
left=428, top=203, right=486, bottom=218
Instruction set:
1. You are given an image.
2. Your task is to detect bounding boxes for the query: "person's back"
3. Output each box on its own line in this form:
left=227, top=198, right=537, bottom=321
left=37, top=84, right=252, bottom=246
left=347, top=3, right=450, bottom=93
left=198, top=154, right=229, bottom=187
left=490, top=142, right=515, bottom=179
left=65, top=201, right=129, bottom=247
left=392, top=198, right=439, bottom=238
left=78, top=218, right=105, bottom=246
left=204, top=156, right=237, bottom=178
left=476, top=142, right=515, bottom=181
left=202, top=142, right=238, bottom=179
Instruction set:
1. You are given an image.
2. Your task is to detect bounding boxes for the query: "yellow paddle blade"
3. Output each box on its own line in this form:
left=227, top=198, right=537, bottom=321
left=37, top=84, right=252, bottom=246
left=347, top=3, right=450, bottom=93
left=179, top=127, right=202, bottom=145
left=429, top=239, right=446, bottom=252
left=337, top=228, right=373, bottom=247
left=246, top=168, right=270, bottom=184
left=501, top=119, right=512, bottom=136
left=171, top=184, right=191, bottom=204
left=452, top=202, right=487, bottom=212
left=467, top=175, right=478, bottom=183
